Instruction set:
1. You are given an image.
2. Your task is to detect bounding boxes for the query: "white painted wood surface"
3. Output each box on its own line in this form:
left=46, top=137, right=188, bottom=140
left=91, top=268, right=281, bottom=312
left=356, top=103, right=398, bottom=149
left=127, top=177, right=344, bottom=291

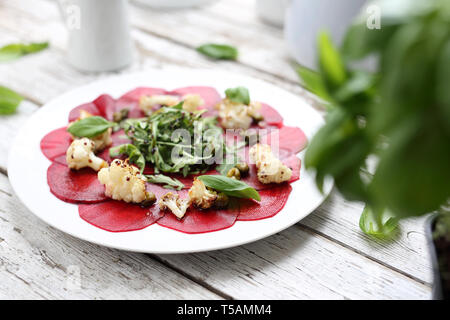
left=0, top=0, right=433, bottom=299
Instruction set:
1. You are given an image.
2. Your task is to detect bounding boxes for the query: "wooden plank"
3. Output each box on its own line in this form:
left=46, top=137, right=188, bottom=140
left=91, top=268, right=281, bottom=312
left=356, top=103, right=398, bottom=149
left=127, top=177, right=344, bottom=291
left=0, top=173, right=221, bottom=299
left=0, top=0, right=434, bottom=296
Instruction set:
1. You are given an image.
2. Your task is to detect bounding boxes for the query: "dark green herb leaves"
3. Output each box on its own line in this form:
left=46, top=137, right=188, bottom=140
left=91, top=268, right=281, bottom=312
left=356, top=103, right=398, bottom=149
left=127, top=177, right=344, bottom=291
left=68, top=116, right=115, bottom=138
left=145, top=174, right=184, bottom=190
left=109, top=144, right=146, bottom=173
left=197, top=175, right=260, bottom=201
left=359, top=205, right=398, bottom=239
left=0, top=42, right=49, bottom=62
left=225, top=87, right=250, bottom=105
left=196, top=44, right=238, bottom=60
left=0, top=86, right=23, bottom=115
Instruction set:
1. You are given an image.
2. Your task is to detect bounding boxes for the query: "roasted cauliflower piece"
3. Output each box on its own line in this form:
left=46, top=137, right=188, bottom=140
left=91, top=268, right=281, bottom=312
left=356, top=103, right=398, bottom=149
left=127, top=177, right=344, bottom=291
left=66, top=138, right=108, bottom=171
left=182, top=94, right=204, bottom=113
left=188, top=179, right=218, bottom=209
left=249, top=144, right=292, bottom=184
left=139, top=94, right=180, bottom=114
left=158, top=192, right=190, bottom=219
left=69, top=110, right=112, bottom=152
left=215, top=99, right=262, bottom=130
left=98, top=159, right=155, bottom=204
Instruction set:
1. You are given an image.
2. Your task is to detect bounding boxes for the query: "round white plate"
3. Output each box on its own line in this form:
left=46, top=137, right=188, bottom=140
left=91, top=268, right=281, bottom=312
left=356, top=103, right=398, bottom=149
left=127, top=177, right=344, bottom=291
left=8, top=68, right=332, bottom=254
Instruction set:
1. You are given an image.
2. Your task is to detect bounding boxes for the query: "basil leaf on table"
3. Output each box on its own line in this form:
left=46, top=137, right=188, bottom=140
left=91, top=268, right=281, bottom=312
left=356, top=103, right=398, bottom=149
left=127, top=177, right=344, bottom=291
left=0, top=42, right=49, bottom=62
left=109, top=144, right=146, bottom=174
left=196, top=44, right=238, bottom=60
left=0, top=86, right=23, bottom=115
left=225, top=86, right=250, bottom=105
left=145, top=174, right=184, bottom=190
left=197, top=175, right=260, bottom=201
left=68, top=116, right=115, bottom=138
left=359, top=205, right=398, bottom=239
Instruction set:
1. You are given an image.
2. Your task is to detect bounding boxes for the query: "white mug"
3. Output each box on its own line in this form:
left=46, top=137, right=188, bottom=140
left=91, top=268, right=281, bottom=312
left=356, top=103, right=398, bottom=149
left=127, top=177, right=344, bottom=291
left=58, top=0, right=133, bottom=72
left=284, top=0, right=368, bottom=69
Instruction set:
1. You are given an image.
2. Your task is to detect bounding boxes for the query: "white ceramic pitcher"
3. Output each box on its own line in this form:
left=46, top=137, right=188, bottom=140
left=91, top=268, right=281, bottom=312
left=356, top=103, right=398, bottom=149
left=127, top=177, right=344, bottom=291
left=58, top=0, right=133, bottom=72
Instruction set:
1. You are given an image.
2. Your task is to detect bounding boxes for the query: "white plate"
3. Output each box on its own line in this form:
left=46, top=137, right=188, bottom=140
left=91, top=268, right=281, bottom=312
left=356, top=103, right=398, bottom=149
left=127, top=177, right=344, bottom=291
left=8, top=68, right=332, bottom=254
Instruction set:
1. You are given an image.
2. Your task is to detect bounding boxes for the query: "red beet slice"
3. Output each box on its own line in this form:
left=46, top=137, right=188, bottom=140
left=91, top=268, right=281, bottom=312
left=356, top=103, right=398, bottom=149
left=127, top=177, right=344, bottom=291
left=40, top=127, right=72, bottom=161
left=47, top=162, right=107, bottom=203
left=237, top=184, right=292, bottom=221
left=260, top=125, right=308, bottom=155
left=79, top=201, right=163, bottom=232
left=170, top=86, right=221, bottom=117
left=259, top=103, right=283, bottom=127
left=283, top=155, right=301, bottom=183
left=157, top=190, right=239, bottom=234
left=68, top=102, right=101, bottom=122
left=78, top=184, right=167, bottom=232
left=119, top=87, right=166, bottom=102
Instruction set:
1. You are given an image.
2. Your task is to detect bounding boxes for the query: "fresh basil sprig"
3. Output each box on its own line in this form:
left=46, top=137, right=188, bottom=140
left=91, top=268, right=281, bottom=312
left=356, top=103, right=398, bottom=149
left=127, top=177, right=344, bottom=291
left=68, top=116, right=115, bottom=138
left=0, top=86, right=23, bottom=115
left=359, top=205, right=398, bottom=239
left=197, top=175, right=260, bottom=201
left=225, top=86, right=250, bottom=105
left=145, top=174, right=184, bottom=190
left=109, top=144, right=146, bottom=174
left=0, top=42, right=49, bottom=62
left=196, top=44, right=238, bottom=60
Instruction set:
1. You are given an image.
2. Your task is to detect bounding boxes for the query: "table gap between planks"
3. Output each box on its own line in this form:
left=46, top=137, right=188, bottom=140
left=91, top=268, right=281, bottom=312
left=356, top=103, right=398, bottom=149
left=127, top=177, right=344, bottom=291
left=0, top=0, right=432, bottom=299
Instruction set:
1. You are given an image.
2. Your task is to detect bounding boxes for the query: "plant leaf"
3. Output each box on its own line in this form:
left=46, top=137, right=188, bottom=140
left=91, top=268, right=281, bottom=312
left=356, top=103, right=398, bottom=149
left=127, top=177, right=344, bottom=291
left=197, top=175, right=260, bottom=201
left=145, top=174, right=184, bottom=190
left=318, top=32, right=347, bottom=87
left=109, top=144, right=146, bottom=174
left=196, top=44, right=238, bottom=60
left=359, top=205, right=398, bottom=238
left=225, top=86, right=250, bottom=105
left=67, top=116, right=115, bottom=138
left=0, top=86, right=23, bottom=115
left=0, top=42, right=49, bottom=62
left=295, top=64, right=331, bottom=101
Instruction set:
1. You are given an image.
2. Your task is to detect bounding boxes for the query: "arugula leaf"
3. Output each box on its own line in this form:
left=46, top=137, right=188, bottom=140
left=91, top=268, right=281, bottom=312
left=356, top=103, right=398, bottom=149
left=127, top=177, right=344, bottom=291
left=196, top=44, right=238, bottom=60
left=359, top=205, right=398, bottom=238
left=0, top=42, right=49, bottom=62
left=68, top=116, right=115, bottom=138
left=145, top=174, right=184, bottom=190
left=0, top=86, right=23, bottom=115
left=197, top=175, right=260, bottom=201
left=225, top=86, right=250, bottom=105
left=109, top=144, right=146, bottom=173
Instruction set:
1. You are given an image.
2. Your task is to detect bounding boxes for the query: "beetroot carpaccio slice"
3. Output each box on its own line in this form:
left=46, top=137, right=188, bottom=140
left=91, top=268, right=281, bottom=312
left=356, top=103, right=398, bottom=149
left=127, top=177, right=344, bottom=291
left=47, top=163, right=107, bottom=203
left=119, top=87, right=166, bottom=102
left=157, top=190, right=239, bottom=234
left=261, top=125, right=308, bottom=155
left=259, top=103, right=283, bottom=127
left=78, top=184, right=167, bottom=232
left=237, top=184, right=292, bottom=221
left=68, top=102, right=102, bottom=122
left=40, top=127, right=73, bottom=161
left=170, top=86, right=221, bottom=117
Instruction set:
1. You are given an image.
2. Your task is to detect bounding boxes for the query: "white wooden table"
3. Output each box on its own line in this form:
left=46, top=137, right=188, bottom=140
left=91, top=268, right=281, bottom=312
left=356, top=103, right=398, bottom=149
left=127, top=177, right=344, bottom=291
left=0, top=0, right=433, bottom=299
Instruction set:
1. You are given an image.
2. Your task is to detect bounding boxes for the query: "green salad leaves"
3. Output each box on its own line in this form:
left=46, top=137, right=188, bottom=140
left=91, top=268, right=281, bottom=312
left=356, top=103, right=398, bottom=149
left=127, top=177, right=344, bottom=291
left=197, top=175, right=260, bottom=201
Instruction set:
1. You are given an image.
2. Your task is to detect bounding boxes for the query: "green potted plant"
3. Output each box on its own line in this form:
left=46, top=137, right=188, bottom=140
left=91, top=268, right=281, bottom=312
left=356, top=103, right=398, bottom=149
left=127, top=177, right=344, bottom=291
left=297, top=0, right=450, bottom=299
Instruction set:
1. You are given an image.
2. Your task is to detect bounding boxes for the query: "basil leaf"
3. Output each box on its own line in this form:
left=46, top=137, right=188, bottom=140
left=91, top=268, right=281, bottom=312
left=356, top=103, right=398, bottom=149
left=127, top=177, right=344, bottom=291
left=109, top=144, right=146, bottom=173
left=197, top=175, right=260, bottom=201
left=0, top=86, right=23, bottom=115
left=68, top=116, right=115, bottom=138
left=359, top=205, right=398, bottom=239
left=0, top=42, right=49, bottom=62
left=196, top=44, right=238, bottom=60
left=145, top=174, right=184, bottom=191
left=225, top=86, right=250, bottom=105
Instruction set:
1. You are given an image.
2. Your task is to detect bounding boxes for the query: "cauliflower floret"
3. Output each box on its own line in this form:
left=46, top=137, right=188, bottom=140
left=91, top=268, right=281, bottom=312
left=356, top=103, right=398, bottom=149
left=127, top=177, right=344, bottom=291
left=249, top=144, right=292, bottom=184
left=98, top=159, right=154, bottom=204
left=158, top=192, right=190, bottom=219
left=215, top=99, right=262, bottom=130
left=188, top=179, right=218, bottom=209
left=139, top=95, right=180, bottom=114
left=69, top=110, right=112, bottom=152
left=66, top=138, right=108, bottom=171
left=182, top=94, right=204, bottom=113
